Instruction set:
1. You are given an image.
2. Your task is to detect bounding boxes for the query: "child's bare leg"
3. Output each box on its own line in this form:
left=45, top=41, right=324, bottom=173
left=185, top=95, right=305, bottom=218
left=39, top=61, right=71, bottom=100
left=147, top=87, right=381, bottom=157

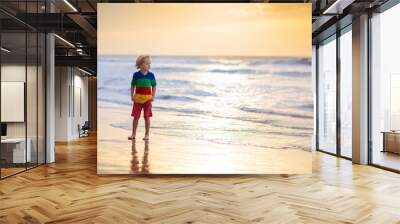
left=144, top=118, right=150, bottom=140
left=131, top=118, right=139, bottom=139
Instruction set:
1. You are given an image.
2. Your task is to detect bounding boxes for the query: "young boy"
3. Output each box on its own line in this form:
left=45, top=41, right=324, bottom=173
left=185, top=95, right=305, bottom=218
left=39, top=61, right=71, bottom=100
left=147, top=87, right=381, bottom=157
left=129, top=55, right=157, bottom=141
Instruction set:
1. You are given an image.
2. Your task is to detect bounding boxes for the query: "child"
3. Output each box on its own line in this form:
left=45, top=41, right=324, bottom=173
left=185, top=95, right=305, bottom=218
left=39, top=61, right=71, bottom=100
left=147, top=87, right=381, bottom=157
left=129, top=55, right=157, bottom=141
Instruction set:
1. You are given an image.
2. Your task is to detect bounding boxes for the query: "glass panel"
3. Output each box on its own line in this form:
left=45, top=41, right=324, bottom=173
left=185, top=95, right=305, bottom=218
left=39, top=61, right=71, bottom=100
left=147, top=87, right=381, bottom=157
left=312, top=45, right=317, bottom=151
left=1, top=30, right=27, bottom=177
left=0, top=1, right=46, bottom=178
left=339, top=28, right=352, bottom=158
left=371, top=4, right=400, bottom=171
left=26, top=0, right=38, bottom=169
left=318, top=36, right=337, bottom=154
left=27, top=30, right=38, bottom=169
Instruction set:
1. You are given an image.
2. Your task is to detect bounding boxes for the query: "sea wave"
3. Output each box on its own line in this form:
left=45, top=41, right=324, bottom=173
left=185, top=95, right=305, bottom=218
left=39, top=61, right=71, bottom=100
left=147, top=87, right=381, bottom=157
left=273, top=71, right=311, bottom=77
left=240, top=106, right=313, bottom=119
left=99, top=55, right=313, bottom=151
left=207, top=68, right=256, bottom=74
left=109, top=122, right=310, bottom=150
left=185, top=89, right=217, bottom=97
left=157, top=95, right=201, bottom=102
left=151, top=66, right=198, bottom=73
left=153, top=106, right=209, bottom=115
left=150, top=66, right=310, bottom=77
left=247, top=58, right=311, bottom=66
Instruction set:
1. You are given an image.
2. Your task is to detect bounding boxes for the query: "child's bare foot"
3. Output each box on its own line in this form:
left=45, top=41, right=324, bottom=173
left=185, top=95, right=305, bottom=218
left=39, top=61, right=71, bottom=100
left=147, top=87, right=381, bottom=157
left=128, top=135, right=136, bottom=140
left=142, top=135, right=149, bottom=141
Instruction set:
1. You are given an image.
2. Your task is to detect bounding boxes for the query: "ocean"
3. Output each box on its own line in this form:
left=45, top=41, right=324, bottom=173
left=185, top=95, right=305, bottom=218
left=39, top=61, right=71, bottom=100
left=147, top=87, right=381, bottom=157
left=98, top=55, right=313, bottom=151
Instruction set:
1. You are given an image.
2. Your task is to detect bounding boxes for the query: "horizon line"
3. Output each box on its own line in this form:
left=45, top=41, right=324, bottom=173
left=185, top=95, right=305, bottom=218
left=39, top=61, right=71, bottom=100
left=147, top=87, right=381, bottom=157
left=98, top=54, right=311, bottom=59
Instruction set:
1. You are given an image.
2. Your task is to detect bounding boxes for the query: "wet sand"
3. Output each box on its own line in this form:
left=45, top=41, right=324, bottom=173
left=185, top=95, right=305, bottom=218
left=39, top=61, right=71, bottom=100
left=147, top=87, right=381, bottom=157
left=97, top=102, right=312, bottom=174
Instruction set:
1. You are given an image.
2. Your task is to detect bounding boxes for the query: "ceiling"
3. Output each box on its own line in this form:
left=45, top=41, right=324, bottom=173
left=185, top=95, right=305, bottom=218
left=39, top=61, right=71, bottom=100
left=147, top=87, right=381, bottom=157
left=0, top=0, right=392, bottom=75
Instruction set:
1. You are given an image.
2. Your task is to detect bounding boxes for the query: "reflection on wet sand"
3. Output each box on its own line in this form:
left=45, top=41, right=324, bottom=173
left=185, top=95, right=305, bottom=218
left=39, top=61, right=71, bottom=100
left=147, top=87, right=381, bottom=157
left=97, top=106, right=312, bottom=174
left=130, top=141, right=150, bottom=174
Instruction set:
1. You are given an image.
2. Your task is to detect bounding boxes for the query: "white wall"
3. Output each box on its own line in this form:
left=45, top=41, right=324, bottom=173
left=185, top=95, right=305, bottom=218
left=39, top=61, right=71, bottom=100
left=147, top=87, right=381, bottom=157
left=1, top=65, right=41, bottom=138
left=1, top=65, right=25, bottom=126
left=1, top=63, right=46, bottom=164
left=1, top=82, right=25, bottom=122
left=55, top=67, right=89, bottom=141
left=1, top=65, right=26, bottom=81
left=55, top=66, right=70, bottom=141
left=71, top=73, right=89, bottom=138
left=1, top=65, right=26, bottom=139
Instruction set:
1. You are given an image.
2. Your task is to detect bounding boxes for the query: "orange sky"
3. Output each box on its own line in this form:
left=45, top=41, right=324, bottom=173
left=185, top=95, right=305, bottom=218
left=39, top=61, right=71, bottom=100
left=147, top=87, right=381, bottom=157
left=98, top=3, right=311, bottom=57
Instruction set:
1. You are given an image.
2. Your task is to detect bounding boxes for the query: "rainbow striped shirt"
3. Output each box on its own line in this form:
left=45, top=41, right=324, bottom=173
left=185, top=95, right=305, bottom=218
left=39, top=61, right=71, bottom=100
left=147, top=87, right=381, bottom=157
left=131, top=71, right=157, bottom=104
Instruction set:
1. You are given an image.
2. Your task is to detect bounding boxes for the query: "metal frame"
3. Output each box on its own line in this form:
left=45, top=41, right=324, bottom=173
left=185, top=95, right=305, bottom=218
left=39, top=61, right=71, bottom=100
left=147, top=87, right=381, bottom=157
left=0, top=22, right=2, bottom=179
left=338, top=23, right=352, bottom=160
left=36, top=3, right=39, bottom=168
left=367, top=10, right=373, bottom=166
left=315, top=44, right=319, bottom=151
left=0, top=0, right=47, bottom=180
left=336, top=21, right=341, bottom=157
left=25, top=2, right=28, bottom=171
left=315, top=21, right=353, bottom=162
left=315, top=32, right=338, bottom=156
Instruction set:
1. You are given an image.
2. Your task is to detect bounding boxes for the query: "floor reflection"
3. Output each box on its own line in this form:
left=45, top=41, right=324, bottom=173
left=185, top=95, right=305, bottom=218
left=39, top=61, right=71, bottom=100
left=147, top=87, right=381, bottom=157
left=130, top=141, right=150, bottom=174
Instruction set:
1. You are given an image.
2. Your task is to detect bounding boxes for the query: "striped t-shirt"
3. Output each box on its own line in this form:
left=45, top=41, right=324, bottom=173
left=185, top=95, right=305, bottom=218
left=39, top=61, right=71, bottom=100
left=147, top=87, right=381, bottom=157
left=131, top=71, right=157, bottom=104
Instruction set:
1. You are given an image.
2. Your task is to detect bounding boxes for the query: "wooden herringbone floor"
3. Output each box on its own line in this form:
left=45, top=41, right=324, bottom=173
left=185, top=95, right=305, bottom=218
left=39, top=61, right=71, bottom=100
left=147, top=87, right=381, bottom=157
left=1, top=135, right=400, bottom=224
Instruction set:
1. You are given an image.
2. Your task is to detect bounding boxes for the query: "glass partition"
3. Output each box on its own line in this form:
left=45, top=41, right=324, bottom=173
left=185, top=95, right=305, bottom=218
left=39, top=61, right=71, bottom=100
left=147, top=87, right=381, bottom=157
left=27, top=30, right=38, bottom=169
left=0, top=2, right=46, bottom=179
left=1, top=31, right=28, bottom=177
left=339, top=27, right=352, bottom=158
left=370, top=3, right=400, bottom=171
left=317, top=35, right=337, bottom=154
left=26, top=0, right=40, bottom=169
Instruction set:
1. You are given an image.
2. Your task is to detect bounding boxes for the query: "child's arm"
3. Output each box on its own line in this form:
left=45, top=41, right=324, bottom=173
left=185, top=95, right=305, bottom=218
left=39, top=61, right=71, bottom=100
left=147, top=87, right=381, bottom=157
left=151, top=86, right=156, bottom=101
left=131, top=85, right=135, bottom=102
left=131, top=73, right=136, bottom=102
left=151, top=74, right=157, bottom=101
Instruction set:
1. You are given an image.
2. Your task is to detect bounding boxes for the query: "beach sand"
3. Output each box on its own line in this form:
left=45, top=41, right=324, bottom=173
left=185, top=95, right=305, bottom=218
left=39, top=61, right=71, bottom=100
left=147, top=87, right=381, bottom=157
left=97, top=102, right=312, bottom=174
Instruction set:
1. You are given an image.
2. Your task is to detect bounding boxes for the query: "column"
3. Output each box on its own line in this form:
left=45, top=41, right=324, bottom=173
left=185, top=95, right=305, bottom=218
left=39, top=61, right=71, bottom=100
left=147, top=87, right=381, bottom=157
left=352, top=14, right=369, bottom=164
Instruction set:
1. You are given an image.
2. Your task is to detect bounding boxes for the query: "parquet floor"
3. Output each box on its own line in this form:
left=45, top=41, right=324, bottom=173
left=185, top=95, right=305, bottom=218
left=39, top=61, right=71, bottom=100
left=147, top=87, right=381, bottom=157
left=1, top=135, right=400, bottom=224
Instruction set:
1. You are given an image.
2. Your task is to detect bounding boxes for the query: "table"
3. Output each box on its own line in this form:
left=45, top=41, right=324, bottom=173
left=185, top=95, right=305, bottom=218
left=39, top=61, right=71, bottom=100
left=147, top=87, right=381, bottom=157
left=381, top=131, right=400, bottom=154
left=1, top=138, right=32, bottom=163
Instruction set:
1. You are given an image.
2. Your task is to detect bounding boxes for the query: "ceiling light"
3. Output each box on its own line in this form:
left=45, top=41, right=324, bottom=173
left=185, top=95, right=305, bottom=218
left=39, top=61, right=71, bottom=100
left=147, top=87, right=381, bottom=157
left=1, top=47, right=11, bottom=53
left=78, top=67, right=92, bottom=76
left=63, top=0, right=78, bottom=12
left=54, top=34, right=75, bottom=48
left=323, top=0, right=355, bottom=15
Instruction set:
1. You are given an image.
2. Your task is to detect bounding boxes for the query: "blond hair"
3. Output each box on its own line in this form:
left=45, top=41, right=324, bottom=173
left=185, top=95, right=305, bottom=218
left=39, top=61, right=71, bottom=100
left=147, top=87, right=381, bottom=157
left=136, top=55, right=150, bottom=69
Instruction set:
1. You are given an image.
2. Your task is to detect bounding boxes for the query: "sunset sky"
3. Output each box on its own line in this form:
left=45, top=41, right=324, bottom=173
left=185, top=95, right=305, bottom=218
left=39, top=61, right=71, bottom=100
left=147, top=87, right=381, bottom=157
left=98, top=3, right=311, bottom=57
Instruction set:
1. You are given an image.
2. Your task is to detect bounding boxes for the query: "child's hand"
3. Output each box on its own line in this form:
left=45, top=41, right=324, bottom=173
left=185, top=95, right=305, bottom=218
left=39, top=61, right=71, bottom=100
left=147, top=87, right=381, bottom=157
left=131, top=96, right=135, bottom=102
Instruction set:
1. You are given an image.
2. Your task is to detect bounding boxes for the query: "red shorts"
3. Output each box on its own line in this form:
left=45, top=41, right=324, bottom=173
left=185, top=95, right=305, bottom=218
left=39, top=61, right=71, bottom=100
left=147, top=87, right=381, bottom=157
left=131, top=101, right=152, bottom=119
